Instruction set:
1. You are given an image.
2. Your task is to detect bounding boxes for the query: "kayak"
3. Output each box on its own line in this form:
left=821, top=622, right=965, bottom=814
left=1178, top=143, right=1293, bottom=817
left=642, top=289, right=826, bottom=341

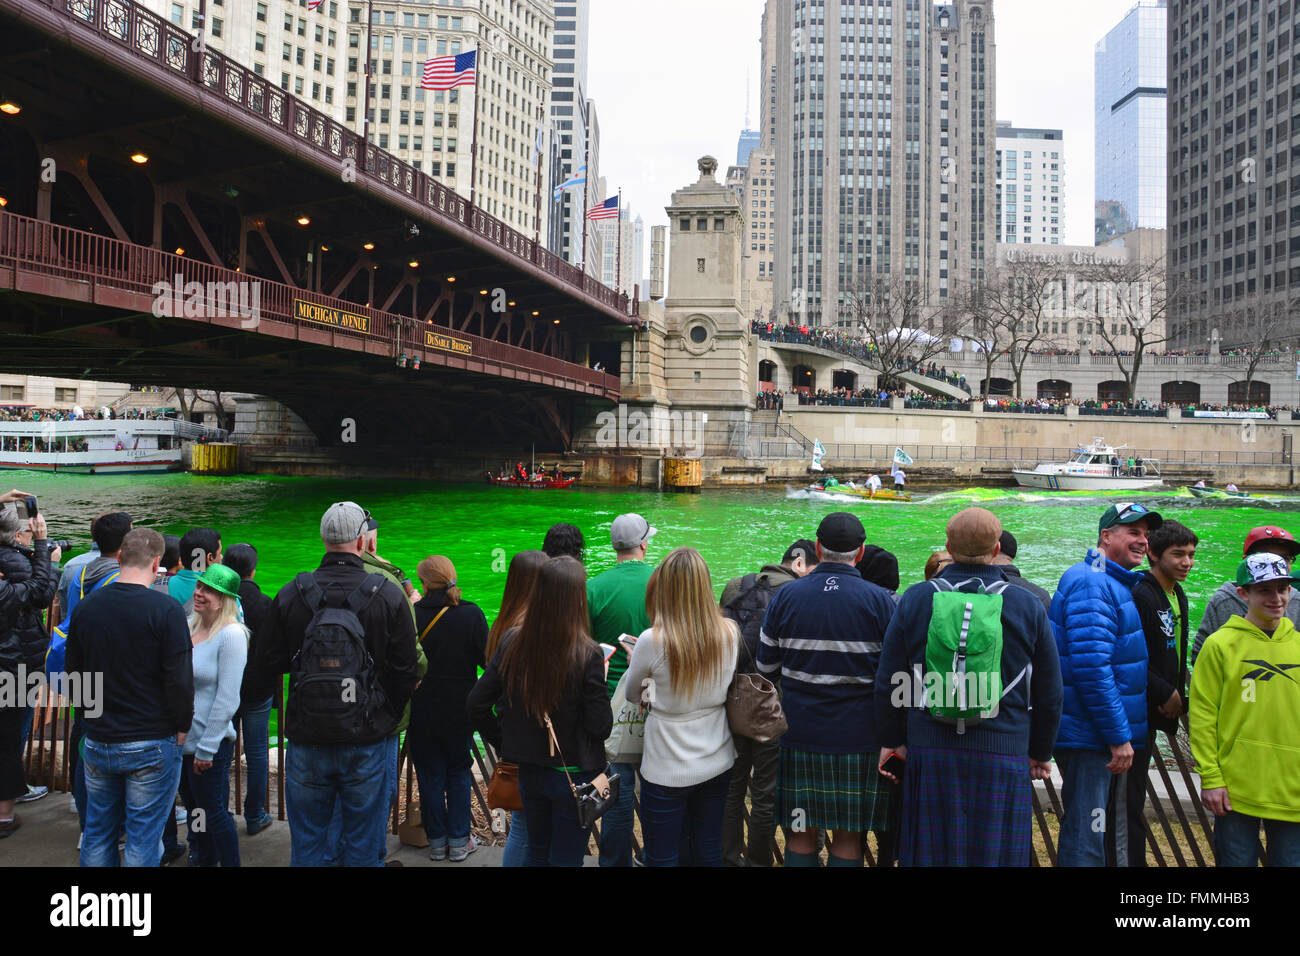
left=491, top=476, right=577, bottom=489
left=810, top=483, right=913, bottom=502
left=1187, top=486, right=1249, bottom=499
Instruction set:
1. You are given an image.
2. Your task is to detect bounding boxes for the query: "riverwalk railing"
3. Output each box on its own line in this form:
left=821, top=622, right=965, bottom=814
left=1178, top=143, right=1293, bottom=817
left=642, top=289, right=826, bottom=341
left=22, top=686, right=1225, bottom=865
left=811, top=443, right=1285, bottom=467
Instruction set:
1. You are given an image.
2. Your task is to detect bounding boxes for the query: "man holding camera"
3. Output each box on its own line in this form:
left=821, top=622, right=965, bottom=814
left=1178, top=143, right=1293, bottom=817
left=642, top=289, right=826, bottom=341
left=0, top=490, right=59, bottom=837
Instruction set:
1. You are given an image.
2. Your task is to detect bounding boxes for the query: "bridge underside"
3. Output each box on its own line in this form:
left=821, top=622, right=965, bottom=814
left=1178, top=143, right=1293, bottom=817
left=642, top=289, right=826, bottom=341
left=0, top=291, right=582, bottom=450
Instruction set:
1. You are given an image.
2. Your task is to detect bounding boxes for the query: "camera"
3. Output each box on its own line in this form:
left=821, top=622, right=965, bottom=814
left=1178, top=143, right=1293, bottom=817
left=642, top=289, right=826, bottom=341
left=49, top=539, right=73, bottom=553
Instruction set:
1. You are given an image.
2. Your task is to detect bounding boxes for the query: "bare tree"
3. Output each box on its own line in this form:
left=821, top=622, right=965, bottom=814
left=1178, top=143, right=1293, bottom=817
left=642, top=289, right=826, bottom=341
left=973, top=260, right=1067, bottom=399
left=1079, top=255, right=1177, bottom=403
left=1217, top=297, right=1300, bottom=406
left=841, top=273, right=950, bottom=392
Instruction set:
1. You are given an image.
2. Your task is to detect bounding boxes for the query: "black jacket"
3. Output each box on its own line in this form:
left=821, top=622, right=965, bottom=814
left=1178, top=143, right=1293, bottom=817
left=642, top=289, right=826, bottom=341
left=237, top=578, right=277, bottom=708
left=255, top=552, right=419, bottom=746
left=1132, top=572, right=1189, bottom=735
left=409, top=591, right=488, bottom=742
left=0, top=541, right=56, bottom=673
left=999, top=564, right=1053, bottom=613
left=467, top=631, right=613, bottom=772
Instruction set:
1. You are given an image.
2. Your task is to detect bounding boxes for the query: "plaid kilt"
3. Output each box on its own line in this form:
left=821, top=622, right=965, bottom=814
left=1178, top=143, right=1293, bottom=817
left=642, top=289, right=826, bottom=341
left=777, top=747, right=897, bottom=833
left=899, top=746, right=1033, bottom=867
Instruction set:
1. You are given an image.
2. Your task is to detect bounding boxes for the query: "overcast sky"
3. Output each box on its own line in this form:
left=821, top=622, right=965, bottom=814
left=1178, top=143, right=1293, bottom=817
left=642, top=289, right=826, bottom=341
left=587, top=0, right=1153, bottom=279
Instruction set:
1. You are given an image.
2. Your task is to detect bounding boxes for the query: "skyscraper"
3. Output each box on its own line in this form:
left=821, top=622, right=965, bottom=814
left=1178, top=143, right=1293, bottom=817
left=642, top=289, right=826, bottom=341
left=548, top=1, right=593, bottom=266
left=1095, top=0, right=1166, bottom=244
left=737, top=129, right=761, bottom=166
left=1167, top=0, right=1299, bottom=349
left=995, top=122, right=1065, bottom=245
left=769, top=0, right=996, bottom=328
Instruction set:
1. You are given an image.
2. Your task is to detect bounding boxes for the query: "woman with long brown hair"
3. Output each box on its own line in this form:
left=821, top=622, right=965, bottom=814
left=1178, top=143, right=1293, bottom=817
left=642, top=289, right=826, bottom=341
left=624, top=547, right=738, bottom=866
left=467, top=556, right=612, bottom=867
left=408, top=556, right=488, bottom=862
left=483, top=548, right=546, bottom=866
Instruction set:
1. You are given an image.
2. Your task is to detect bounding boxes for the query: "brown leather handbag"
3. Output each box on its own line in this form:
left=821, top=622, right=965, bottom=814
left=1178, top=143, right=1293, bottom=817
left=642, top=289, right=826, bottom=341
left=486, top=760, right=524, bottom=812
left=726, top=636, right=788, bottom=743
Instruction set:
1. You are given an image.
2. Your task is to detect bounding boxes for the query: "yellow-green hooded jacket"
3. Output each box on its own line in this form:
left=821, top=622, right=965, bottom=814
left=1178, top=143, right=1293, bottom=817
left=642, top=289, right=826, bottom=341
left=1190, top=615, right=1300, bottom=822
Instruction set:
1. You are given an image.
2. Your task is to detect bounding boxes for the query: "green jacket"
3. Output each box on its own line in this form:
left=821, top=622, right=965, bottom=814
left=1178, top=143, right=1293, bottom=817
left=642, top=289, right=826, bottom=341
left=1190, top=615, right=1300, bottom=822
left=361, top=551, right=427, bottom=732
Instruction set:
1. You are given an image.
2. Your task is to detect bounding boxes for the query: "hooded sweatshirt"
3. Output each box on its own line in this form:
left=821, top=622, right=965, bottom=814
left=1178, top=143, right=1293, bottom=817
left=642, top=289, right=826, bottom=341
left=1191, top=580, right=1300, bottom=664
left=1189, top=615, right=1300, bottom=822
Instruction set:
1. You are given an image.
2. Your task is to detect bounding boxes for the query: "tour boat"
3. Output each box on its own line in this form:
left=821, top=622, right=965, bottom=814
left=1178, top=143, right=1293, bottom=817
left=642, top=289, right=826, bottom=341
left=0, top=417, right=221, bottom=475
left=1011, top=438, right=1164, bottom=491
left=1188, top=486, right=1250, bottom=499
left=810, top=482, right=913, bottom=503
left=490, top=475, right=577, bottom=490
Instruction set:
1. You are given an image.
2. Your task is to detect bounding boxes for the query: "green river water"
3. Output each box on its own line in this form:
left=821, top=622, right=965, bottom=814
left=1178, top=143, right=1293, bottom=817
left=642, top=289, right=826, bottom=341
left=19, top=472, right=1300, bottom=626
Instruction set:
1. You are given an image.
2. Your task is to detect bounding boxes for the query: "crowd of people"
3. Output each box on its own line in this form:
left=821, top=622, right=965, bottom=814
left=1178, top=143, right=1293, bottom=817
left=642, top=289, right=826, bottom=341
left=0, top=405, right=172, bottom=423
left=2, top=490, right=1298, bottom=869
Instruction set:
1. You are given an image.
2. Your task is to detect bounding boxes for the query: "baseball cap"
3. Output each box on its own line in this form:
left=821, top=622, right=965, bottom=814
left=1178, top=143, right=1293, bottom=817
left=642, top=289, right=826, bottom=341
left=320, top=502, right=370, bottom=545
left=816, top=512, right=866, bottom=553
left=947, top=508, right=1003, bottom=563
left=1235, top=552, right=1300, bottom=587
left=610, top=513, right=657, bottom=551
left=364, top=516, right=379, bottom=533
left=1099, top=502, right=1163, bottom=534
left=1243, top=526, right=1300, bottom=559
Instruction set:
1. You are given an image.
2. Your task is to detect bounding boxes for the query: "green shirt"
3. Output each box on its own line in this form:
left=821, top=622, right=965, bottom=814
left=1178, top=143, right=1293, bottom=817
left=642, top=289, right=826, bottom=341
left=587, top=559, right=654, bottom=697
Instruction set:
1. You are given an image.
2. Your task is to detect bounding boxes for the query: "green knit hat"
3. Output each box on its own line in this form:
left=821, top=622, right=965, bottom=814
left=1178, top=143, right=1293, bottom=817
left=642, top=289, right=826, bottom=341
left=196, top=563, right=241, bottom=599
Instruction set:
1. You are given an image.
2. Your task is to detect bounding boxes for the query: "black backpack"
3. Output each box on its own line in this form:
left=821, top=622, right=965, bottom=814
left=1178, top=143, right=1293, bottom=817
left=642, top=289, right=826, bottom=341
left=289, top=572, right=386, bottom=742
left=722, top=573, right=779, bottom=672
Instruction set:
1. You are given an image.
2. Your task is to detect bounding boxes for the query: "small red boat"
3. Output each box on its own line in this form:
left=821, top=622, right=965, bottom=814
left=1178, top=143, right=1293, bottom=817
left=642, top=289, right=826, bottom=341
left=490, top=476, right=577, bottom=489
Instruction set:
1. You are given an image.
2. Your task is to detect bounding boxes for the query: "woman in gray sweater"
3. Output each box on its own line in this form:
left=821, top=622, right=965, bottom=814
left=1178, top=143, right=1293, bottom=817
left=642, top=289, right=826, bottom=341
left=181, top=564, right=248, bottom=867
left=625, top=547, right=738, bottom=866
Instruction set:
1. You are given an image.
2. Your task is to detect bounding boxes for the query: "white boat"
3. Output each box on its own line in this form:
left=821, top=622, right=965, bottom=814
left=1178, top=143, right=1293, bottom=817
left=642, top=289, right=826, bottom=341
left=0, top=417, right=226, bottom=475
left=1012, top=437, right=1164, bottom=491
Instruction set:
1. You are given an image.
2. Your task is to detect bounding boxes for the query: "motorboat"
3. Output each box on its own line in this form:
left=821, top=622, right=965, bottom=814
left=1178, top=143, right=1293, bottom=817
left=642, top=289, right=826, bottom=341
left=1012, top=438, right=1163, bottom=491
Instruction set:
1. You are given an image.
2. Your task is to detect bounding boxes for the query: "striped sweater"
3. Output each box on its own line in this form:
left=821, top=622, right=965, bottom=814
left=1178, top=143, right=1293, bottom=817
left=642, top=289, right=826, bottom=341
left=756, top=563, right=896, bottom=753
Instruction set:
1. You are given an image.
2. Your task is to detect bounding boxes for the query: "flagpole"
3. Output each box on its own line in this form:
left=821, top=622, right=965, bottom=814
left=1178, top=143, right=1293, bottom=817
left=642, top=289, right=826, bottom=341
left=361, top=0, right=374, bottom=146
left=469, top=41, right=483, bottom=208
left=533, top=102, right=545, bottom=249
left=616, top=189, right=623, bottom=295
left=581, top=133, right=590, bottom=280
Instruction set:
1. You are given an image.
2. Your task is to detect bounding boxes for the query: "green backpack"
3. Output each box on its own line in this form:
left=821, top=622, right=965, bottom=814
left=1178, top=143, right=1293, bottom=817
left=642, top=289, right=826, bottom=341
left=923, top=578, right=1029, bottom=733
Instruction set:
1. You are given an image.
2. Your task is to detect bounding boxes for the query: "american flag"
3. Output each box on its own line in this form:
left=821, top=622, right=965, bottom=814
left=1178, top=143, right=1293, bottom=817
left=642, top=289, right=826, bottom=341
left=421, top=50, right=477, bottom=91
left=587, top=195, right=619, bottom=221
left=307, top=0, right=323, bottom=9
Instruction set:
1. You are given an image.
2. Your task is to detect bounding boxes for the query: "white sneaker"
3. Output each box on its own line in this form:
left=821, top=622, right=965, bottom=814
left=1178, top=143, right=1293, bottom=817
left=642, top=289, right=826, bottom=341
left=449, top=837, right=478, bottom=863
left=68, top=794, right=78, bottom=814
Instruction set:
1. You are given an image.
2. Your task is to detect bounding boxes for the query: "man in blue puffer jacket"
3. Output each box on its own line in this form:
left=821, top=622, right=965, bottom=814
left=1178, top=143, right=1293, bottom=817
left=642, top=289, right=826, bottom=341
left=1050, top=502, right=1159, bottom=866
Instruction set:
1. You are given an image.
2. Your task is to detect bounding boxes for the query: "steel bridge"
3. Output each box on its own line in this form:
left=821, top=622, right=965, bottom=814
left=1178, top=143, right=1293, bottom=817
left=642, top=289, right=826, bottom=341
left=0, top=0, right=640, bottom=449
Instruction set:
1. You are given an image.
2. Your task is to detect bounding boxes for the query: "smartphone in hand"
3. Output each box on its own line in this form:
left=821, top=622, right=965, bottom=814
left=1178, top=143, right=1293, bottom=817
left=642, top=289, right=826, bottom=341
left=598, top=643, right=618, bottom=663
left=880, top=751, right=906, bottom=782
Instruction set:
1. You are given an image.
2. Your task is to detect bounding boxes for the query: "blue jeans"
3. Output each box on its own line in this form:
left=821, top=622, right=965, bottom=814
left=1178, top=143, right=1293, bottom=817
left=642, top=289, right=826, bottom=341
left=181, top=737, right=239, bottom=867
left=1056, top=749, right=1129, bottom=867
left=640, top=768, right=733, bottom=867
left=324, top=732, right=398, bottom=866
left=598, top=760, right=638, bottom=867
left=1215, top=812, right=1300, bottom=867
left=518, top=763, right=597, bottom=867
left=71, top=715, right=86, bottom=832
left=409, top=733, right=473, bottom=850
left=80, top=737, right=182, bottom=868
left=286, top=738, right=389, bottom=867
left=235, top=696, right=273, bottom=823
left=502, top=810, right=529, bottom=867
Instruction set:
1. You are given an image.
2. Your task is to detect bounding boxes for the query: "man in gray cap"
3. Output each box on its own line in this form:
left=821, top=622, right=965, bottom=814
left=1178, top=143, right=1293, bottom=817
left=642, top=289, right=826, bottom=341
left=255, top=501, right=419, bottom=866
left=587, top=512, right=657, bottom=866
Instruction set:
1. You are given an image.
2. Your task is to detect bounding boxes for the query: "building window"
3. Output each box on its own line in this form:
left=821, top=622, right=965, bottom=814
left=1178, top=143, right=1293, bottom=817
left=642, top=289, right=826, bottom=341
left=255, top=2, right=266, bottom=23
left=0, top=385, right=24, bottom=401
left=55, top=388, right=77, bottom=404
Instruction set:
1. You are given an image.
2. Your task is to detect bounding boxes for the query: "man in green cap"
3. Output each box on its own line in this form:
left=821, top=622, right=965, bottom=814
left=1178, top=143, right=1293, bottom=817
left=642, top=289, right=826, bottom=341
left=1050, top=501, right=1162, bottom=866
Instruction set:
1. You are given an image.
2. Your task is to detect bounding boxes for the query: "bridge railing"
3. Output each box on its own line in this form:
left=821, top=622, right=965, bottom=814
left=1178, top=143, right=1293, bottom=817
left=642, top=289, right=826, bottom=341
left=24, top=0, right=637, bottom=323
left=0, top=209, right=617, bottom=398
